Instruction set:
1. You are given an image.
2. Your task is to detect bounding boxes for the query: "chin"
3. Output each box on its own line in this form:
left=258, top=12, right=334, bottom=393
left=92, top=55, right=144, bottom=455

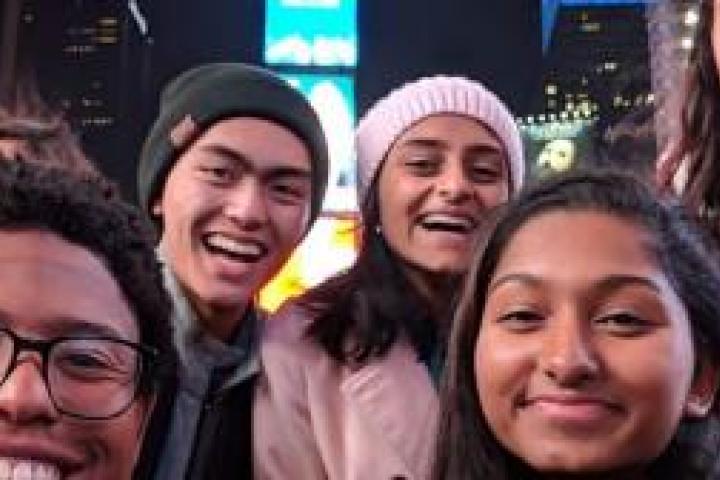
left=205, top=289, right=253, bottom=310
left=524, top=450, right=629, bottom=475
left=423, top=261, right=467, bottom=277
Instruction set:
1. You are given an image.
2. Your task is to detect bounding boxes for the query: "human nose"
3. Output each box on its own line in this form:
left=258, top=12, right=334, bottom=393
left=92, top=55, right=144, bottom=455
left=0, top=355, right=57, bottom=425
left=540, top=310, right=600, bottom=387
left=223, top=179, right=268, bottom=231
left=436, top=159, right=472, bottom=203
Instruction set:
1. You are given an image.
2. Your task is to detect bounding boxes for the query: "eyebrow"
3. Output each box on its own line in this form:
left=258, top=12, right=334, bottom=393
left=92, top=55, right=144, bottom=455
left=199, top=144, right=312, bottom=180
left=265, top=167, right=312, bottom=182
left=0, top=309, right=130, bottom=340
left=488, top=272, right=662, bottom=296
left=488, top=273, right=543, bottom=294
left=54, top=317, right=130, bottom=339
left=400, top=137, right=503, bottom=155
left=199, top=144, right=251, bottom=168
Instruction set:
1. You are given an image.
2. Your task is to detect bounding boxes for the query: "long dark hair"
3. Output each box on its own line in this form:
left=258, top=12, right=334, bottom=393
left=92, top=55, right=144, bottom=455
left=302, top=179, right=441, bottom=365
left=664, top=0, right=720, bottom=239
left=434, top=170, right=720, bottom=479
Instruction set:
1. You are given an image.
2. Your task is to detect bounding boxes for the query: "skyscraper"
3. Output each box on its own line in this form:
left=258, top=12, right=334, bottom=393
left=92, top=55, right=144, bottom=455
left=1, top=0, right=149, bottom=198
left=523, top=0, right=655, bottom=176
left=540, top=1, right=652, bottom=126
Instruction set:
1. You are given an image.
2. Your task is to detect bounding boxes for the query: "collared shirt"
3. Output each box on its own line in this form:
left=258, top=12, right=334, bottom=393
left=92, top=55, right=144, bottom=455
left=154, top=256, right=261, bottom=480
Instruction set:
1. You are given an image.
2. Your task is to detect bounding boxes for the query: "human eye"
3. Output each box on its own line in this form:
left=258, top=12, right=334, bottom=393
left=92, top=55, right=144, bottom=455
left=197, top=160, right=236, bottom=185
left=269, top=178, right=310, bottom=205
left=52, top=340, right=134, bottom=381
left=467, top=157, right=503, bottom=183
left=404, top=153, right=441, bottom=176
left=594, top=311, right=653, bottom=337
left=495, top=308, right=544, bottom=332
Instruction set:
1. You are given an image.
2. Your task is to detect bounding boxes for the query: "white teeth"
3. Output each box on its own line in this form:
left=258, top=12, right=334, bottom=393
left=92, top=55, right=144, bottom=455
left=0, top=459, right=61, bottom=480
left=422, top=214, right=474, bottom=229
left=205, top=234, right=263, bottom=257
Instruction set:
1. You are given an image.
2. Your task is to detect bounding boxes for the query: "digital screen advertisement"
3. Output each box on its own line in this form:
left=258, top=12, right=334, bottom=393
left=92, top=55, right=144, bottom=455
left=265, top=0, right=357, bottom=67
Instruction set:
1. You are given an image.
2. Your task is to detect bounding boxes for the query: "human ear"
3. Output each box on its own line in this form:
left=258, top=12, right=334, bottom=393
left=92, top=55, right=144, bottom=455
left=684, top=353, right=720, bottom=418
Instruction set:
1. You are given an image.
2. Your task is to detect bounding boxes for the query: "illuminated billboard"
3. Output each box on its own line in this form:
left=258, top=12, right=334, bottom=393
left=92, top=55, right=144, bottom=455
left=265, top=0, right=357, bottom=67
left=521, top=119, right=594, bottom=178
left=282, top=73, right=357, bottom=212
left=259, top=215, right=360, bottom=312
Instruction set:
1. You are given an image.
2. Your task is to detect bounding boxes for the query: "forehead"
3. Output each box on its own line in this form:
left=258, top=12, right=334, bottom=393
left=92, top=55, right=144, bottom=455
left=495, top=211, right=660, bottom=280
left=393, top=113, right=504, bottom=150
left=0, top=230, right=137, bottom=340
left=181, top=116, right=311, bottom=171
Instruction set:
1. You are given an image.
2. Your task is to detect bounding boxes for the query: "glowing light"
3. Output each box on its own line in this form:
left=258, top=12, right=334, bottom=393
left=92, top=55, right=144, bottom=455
left=265, top=0, right=357, bottom=67
left=684, top=8, right=699, bottom=27
left=681, top=36, right=693, bottom=50
left=259, top=216, right=360, bottom=311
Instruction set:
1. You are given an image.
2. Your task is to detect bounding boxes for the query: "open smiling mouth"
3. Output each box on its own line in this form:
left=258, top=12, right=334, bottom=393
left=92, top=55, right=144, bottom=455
left=203, top=233, right=268, bottom=263
left=0, top=458, right=62, bottom=480
left=418, top=214, right=477, bottom=234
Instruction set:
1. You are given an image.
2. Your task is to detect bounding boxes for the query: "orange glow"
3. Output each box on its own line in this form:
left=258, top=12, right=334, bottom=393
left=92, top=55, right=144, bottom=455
left=259, top=214, right=360, bottom=312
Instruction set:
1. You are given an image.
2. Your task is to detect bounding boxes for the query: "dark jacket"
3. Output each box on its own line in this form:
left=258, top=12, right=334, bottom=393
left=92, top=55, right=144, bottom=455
left=134, top=257, right=261, bottom=480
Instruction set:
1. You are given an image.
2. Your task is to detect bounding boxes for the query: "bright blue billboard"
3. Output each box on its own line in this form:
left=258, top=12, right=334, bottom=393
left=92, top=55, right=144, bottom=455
left=265, top=0, right=357, bottom=67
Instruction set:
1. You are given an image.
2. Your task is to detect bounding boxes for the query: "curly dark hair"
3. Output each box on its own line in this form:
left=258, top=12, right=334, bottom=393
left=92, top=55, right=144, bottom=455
left=0, top=157, right=175, bottom=395
left=663, top=0, right=720, bottom=240
left=435, top=169, right=720, bottom=479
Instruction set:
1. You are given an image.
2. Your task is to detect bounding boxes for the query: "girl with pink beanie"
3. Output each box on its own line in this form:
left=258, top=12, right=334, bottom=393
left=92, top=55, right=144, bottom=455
left=254, top=76, right=525, bottom=479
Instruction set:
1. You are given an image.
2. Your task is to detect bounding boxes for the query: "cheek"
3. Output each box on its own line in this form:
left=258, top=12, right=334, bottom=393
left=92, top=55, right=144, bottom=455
left=68, top=402, right=148, bottom=475
left=606, top=334, right=695, bottom=418
left=268, top=205, right=309, bottom=252
left=598, top=333, right=695, bottom=461
left=474, top=327, right=533, bottom=418
left=108, top=402, right=150, bottom=470
left=473, top=183, right=510, bottom=208
left=377, top=167, right=424, bottom=223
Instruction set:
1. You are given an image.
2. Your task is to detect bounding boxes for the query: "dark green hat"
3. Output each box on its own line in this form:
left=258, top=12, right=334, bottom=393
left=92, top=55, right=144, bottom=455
left=137, top=62, right=328, bottom=228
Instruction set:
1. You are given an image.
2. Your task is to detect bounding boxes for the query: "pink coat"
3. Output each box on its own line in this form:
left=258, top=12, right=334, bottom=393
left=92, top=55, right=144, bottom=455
left=253, top=305, right=439, bottom=480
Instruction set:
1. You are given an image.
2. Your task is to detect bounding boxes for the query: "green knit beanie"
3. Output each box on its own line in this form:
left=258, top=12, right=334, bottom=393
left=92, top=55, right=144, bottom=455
left=137, top=63, right=328, bottom=229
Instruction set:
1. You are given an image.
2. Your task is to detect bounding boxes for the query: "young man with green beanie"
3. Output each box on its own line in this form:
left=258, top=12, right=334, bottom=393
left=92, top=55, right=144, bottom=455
left=134, top=62, right=328, bottom=479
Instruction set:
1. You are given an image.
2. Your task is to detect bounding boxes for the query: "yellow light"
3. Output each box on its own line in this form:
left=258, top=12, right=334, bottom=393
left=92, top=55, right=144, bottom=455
left=259, top=215, right=360, bottom=312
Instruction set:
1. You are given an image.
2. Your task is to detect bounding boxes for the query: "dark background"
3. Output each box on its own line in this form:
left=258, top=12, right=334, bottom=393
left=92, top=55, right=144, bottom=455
left=1, top=0, right=550, bottom=200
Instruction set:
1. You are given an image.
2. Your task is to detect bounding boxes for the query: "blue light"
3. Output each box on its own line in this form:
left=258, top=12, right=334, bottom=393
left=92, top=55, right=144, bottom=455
left=542, top=0, right=561, bottom=53
left=560, top=0, right=651, bottom=4
left=265, top=0, right=357, bottom=67
left=282, top=73, right=357, bottom=211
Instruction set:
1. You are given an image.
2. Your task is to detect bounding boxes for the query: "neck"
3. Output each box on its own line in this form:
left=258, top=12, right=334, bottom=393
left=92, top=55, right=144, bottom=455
left=187, top=291, right=249, bottom=343
left=400, top=261, right=460, bottom=328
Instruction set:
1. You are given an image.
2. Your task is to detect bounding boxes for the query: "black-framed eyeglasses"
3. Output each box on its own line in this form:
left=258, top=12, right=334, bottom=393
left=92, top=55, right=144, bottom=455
left=0, top=328, right=158, bottom=420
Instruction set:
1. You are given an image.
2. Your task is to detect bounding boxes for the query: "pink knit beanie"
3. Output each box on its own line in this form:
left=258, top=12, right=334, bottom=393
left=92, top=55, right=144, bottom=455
left=355, top=76, right=524, bottom=204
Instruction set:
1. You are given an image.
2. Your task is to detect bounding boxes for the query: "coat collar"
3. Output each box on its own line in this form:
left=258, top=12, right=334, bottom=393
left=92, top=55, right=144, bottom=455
left=340, top=341, right=439, bottom=477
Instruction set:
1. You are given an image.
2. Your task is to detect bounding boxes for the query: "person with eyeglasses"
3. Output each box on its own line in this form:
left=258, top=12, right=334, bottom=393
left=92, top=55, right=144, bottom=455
left=0, top=158, right=174, bottom=480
